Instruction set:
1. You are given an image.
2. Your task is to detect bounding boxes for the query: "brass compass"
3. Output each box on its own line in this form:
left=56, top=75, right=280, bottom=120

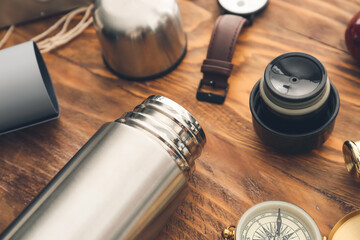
left=223, top=201, right=360, bottom=240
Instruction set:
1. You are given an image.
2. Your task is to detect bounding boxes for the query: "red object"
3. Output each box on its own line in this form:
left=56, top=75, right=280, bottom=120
left=345, top=11, right=360, bottom=64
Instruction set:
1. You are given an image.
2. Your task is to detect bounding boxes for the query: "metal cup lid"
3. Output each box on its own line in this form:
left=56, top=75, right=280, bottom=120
left=93, top=0, right=187, bottom=79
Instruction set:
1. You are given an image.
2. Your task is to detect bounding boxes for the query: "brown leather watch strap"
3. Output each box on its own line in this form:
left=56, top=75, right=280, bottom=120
left=197, top=14, right=248, bottom=104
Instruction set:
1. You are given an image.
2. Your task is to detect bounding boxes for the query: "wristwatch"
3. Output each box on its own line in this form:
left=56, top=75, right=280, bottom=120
left=196, top=14, right=248, bottom=104
left=196, top=1, right=268, bottom=104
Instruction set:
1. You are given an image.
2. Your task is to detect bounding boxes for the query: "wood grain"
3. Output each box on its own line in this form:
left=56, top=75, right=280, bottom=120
left=1, top=0, right=360, bottom=239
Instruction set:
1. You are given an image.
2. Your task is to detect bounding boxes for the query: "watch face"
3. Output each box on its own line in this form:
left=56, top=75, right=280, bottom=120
left=235, top=201, right=322, bottom=240
left=218, top=0, right=268, bottom=15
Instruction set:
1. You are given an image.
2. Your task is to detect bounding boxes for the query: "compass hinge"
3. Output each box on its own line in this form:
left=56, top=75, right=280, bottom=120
left=222, top=225, right=236, bottom=240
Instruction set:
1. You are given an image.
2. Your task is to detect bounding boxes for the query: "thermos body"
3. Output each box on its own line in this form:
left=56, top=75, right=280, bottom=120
left=2, top=96, right=206, bottom=240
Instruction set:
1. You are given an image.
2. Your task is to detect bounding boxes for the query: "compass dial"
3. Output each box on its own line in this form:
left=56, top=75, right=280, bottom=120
left=242, top=209, right=310, bottom=240
left=235, top=201, right=322, bottom=240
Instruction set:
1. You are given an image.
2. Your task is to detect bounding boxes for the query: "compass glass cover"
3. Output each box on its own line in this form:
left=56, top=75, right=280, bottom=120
left=235, top=201, right=321, bottom=240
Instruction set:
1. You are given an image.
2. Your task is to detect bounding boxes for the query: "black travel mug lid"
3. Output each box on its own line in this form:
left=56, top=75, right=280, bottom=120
left=264, top=52, right=327, bottom=103
left=0, top=41, right=59, bottom=135
left=260, top=52, right=330, bottom=117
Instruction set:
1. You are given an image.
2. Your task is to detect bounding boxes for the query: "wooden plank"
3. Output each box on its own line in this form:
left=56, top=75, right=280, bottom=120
left=0, top=0, right=360, bottom=239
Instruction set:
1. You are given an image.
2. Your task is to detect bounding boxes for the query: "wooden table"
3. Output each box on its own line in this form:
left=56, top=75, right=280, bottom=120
left=1, top=0, right=360, bottom=239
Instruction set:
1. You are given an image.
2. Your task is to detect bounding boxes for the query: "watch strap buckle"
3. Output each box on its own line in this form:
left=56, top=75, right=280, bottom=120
left=196, top=79, right=229, bottom=104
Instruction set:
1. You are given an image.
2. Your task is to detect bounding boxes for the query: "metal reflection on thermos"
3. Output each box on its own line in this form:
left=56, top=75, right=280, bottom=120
left=1, top=95, right=206, bottom=240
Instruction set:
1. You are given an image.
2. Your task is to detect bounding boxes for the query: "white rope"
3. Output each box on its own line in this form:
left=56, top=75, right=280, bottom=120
left=0, top=4, right=93, bottom=52
left=0, top=25, right=15, bottom=49
left=34, top=4, right=94, bottom=53
left=40, top=17, right=93, bottom=53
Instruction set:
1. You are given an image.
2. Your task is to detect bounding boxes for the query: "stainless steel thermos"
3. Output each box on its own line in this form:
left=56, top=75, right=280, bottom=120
left=1, top=95, right=206, bottom=240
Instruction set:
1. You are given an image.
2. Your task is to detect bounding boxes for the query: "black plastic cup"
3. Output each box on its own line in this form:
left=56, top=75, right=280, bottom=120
left=249, top=52, right=340, bottom=153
